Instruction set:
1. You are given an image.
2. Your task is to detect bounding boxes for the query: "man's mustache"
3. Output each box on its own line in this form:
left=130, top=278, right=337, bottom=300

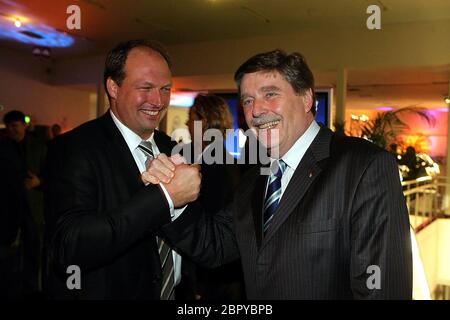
left=251, top=116, right=282, bottom=127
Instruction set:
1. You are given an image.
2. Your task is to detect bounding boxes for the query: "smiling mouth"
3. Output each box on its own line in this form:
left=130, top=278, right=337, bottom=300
left=140, top=109, right=161, bottom=116
left=257, top=120, right=280, bottom=129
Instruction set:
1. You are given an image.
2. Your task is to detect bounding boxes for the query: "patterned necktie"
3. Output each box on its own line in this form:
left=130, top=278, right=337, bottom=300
left=138, top=140, right=175, bottom=300
left=263, top=160, right=287, bottom=234
left=138, top=140, right=154, bottom=168
left=158, top=237, right=175, bottom=300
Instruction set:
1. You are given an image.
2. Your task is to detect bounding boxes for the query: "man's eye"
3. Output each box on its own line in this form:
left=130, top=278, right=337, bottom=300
left=266, top=92, right=277, bottom=98
left=242, top=99, right=253, bottom=107
left=161, top=87, right=171, bottom=93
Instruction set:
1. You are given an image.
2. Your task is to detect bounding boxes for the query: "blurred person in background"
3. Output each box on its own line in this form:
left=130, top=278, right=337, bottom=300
left=0, top=134, right=29, bottom=298
left=2, top=110, right=47, bottom=296
left=178, top=93, right=245, bottom=300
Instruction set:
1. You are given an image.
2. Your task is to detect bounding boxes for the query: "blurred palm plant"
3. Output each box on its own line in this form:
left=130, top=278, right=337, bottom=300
left=333, top=120, right=348, bottom=136
left=358, top=107, right=435, bottom=149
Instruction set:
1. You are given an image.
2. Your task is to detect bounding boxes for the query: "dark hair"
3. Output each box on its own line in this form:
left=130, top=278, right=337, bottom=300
left=192, top=94, right=233, bottom=135
left=103, top=39, right=172, bottom=101
left=234, top=49, right=316, bottom=115
left=3, top=110, right=26, bottom=124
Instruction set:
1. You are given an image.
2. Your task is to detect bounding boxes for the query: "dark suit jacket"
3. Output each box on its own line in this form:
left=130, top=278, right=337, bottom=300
left=163, top=126, right=413, bottom=299
left=0, top=139, right=28, bottom=246
left=44, top=112, right=176, bottom=299
left=177, top=142, right=244, bottom=299
left=21, top=133, right=47, bottom=231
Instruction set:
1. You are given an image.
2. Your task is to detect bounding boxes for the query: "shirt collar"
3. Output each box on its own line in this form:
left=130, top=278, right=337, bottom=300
left=110, top=110, right=155, bottom=152
left=272, top=120, right=320, bottom=172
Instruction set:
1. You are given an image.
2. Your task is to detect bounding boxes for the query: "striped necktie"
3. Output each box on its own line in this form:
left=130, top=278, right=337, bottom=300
left=138, top=140, right=154, bottom=168
left=158, top=237, right=175, bottom=300
left=138, top=140, right=175, bottom=300
left=263, top=160, right=287, bottom=234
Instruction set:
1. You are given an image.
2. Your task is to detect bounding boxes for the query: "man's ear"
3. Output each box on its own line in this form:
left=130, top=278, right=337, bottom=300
left=106, top=77, right=119, bottom=99
left=302, top=88, right=314, bottom=113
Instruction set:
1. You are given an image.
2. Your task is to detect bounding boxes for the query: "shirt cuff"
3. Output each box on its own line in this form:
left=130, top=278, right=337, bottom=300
left=159, top=183, right=186, bottom=220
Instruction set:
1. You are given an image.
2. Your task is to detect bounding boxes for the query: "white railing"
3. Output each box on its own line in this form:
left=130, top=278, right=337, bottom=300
left=403, top=176, right=450, bottom=299
left=402, top=176, right=450, bottom=231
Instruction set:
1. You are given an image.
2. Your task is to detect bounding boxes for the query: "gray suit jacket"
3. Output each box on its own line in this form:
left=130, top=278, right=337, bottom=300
left=163, top=126, right=412, bottom=299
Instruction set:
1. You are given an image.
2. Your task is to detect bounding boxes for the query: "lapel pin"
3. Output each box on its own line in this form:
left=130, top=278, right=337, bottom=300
left=309, top=172, right=313, bottom=178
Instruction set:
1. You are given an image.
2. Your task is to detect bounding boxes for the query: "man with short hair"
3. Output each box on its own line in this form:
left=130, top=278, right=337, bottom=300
left=44, top=39, right=201, bottom=299
left=146, top=50, right=413, bottom=299
left=3, top=110, right=46, bottom=295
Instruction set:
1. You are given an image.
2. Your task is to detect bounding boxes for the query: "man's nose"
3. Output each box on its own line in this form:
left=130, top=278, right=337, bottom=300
left=147, top=89, right=164, bottom=107
left=252, top=98, right=266, bottom=118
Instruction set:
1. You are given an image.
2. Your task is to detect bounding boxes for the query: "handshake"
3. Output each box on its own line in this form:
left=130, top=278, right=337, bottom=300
left=141, top=154, right=201, bottom=208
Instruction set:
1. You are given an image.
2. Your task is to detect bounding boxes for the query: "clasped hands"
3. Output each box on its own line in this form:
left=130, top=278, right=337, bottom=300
left=141, top=154, right=201, bottom=208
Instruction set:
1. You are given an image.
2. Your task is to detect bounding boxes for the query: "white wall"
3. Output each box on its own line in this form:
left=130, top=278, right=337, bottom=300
left=416, top=220, right=439, bottom=296
left=2, top=18, right=449, bottom=130
left=416, top=219, right=450, bottom=297
left=49, top=19, right=450, bottom=88
left=170, top=19, right=450, bottom=77
left=50, top=54, right=105, bottom=87
left=0, top=48, right=95, bottom=130
left=437, top=219, right=450, bottom=286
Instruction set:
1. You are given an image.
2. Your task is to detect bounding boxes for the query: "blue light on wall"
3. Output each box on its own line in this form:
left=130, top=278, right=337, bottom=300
left=0, top=17, right=74, bottom=47
left=314, top=91, right=330, bottom=126
left=215, top=93, right=242, bottom=159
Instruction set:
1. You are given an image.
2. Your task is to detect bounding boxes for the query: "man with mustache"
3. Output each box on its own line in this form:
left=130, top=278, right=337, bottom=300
left=44, top=39, right=201, bottom=299
left=145, top=49, right=413, bottom=299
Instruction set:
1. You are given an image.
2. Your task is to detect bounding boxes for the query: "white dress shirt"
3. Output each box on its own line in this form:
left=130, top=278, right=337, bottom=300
left=110, top=110, right=182, bottom=285
left=267, top=120, right=321, bottom=199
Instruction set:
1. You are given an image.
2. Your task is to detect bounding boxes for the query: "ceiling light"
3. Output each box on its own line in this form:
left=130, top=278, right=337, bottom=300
left=14, top=18, right=21, bottom=28
left=170, top=92, right=197, bottom=107
left=445, top=96, right=450, bottom=104
left=376, top=106, right=394, bottom=111
left=359, top=114, right=369, bottom=122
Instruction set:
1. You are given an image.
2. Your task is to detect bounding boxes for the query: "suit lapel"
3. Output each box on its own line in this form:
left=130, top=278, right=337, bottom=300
left=261, top=126, right=333, bottom=247
left=154, top=131, right=176, bottom=156
left=100, top=112, right=177, bottom=194
left=262, top=151, right=322, bottom=245
left=100, top=112, right=143, bottom=193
